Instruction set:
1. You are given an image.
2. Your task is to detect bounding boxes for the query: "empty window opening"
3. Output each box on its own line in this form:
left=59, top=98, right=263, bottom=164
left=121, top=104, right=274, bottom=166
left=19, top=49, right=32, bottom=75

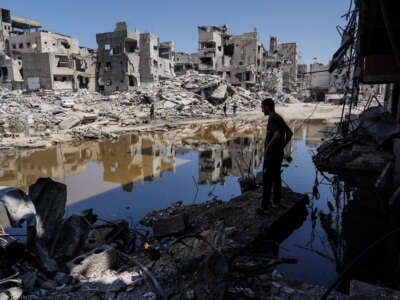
left=26, top=42, right=31, bottom=48
left=12, top=44, right=16, bottom=49
left=235, top=73, right=242, bottom=81
left=56, top=56, right=72, bottom=68
left=75, top=59, right=86, bottom=72
left=200, top=57, right=212, bottom=66
left=105, top=62, right=112, bottom=72
left=19, top=43, right=23, bottom=49
left=111, top=46, right=121, bottom=56
left=0, top=67, right=8, bottom=80
left=128, top=75, right=137, bottom=87
left=54, top=75, right=73, bottom=82
left=60, top=40, right=70, bottom=49
left=200, top=42, right=216, bottom=49
left=105, top=44, right=111, bottom=51
left=78, top=76, right=89, bottom=89
left=159, top=48, right=170, bottom=59
left=125, top=40, right=138, bottom=53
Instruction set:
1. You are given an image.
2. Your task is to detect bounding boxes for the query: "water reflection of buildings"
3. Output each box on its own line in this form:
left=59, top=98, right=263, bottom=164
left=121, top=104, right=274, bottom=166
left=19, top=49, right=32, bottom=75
left=199, top=137, right=264, bottom=184
left=0, top=132, right=176, bottom=192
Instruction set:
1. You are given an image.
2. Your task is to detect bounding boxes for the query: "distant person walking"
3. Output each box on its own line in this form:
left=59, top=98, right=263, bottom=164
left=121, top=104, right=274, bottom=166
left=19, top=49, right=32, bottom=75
left=150, top=103, right=155, bottom=120
left=232, top=102, right=238, bottom=116
left=223, top=103, right=227, bottom=117
left=259, top=98, right=292, bottom=212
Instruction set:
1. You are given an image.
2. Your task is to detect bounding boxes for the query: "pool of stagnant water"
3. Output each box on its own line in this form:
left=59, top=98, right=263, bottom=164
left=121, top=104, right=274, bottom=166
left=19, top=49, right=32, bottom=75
left=0, top=119, right=399, bottom=291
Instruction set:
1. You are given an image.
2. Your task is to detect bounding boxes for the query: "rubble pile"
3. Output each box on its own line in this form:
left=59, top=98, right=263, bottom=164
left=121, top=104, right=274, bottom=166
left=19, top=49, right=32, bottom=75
left=0, top=72, right=302, bottom=149
left=314, top=106, right=400, bottom=207
left=314, top=106, right=399, bottom=174
left=0, top=176, right=323, bottom=299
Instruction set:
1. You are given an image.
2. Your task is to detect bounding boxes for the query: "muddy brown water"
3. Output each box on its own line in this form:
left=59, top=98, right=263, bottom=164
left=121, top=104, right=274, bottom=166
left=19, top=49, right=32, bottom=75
left=0, top=119, right=399, bottom=292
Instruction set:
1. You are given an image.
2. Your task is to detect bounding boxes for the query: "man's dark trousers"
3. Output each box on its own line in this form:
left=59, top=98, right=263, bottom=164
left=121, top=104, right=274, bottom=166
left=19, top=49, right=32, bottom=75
left=262, top=152, right=283, bottom=208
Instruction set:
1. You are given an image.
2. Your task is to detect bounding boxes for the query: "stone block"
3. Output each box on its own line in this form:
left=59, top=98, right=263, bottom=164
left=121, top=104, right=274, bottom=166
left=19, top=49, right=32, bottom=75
left=152, top=214, right=186, bottom=237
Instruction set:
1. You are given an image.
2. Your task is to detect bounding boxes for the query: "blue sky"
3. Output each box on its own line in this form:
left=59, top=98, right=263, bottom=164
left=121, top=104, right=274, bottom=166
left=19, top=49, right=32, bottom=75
left=2, top=0, right=349, bottom=64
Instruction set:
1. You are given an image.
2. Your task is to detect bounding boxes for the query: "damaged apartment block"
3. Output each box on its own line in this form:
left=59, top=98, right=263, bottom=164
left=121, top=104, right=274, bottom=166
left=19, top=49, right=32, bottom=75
left=0, top=7, right=96, bottom=91
left=195, top=25, right=298, bottom=91
left=0, top=8, right=41, bottom=90
left=96, top=22, right=175, bottom=94
left=96, top=22, right=141, bottom=95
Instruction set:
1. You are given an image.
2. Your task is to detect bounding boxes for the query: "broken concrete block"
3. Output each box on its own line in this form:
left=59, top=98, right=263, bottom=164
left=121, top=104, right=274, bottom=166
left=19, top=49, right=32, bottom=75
left=28, top=178, right=67, bottom=246
left=67, top=245, right=120, bottom=279
left=58, top=115, right=81, bottom=130
left=50, top=209, right=97, bottom=259
left=152, top=214, right=186, bottom=237
left=209, top=83, right=227, bottom=104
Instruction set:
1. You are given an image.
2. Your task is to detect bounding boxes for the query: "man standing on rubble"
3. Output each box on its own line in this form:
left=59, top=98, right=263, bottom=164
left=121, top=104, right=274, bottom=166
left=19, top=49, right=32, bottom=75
left=258, top=98, right=292, bottom=212
left=232, top=102, right=238, bottom=116
left=150, top=103, right=155, bottom=120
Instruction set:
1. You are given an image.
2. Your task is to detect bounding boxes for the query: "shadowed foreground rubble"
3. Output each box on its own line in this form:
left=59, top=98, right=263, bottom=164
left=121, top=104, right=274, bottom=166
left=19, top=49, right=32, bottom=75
left=0, top=177, right=399, bottom=298
left=0, top=176, right=330, bottom=299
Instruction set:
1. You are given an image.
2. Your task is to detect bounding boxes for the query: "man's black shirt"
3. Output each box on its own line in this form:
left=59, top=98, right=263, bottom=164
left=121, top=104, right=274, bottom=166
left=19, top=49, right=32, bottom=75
left=265, top=113, right=290, bottom=155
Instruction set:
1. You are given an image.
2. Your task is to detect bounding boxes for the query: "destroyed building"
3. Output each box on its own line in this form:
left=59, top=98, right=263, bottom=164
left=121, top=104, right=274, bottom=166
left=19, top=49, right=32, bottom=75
left=314, top=0, right=400, bottom=198
left=174, top=52, right=195, bottom=75
left=96, top=22, right=175, bottom=93
left=226, top=31, right=266, bottom=88
left=96, top=22, right=141, bottom=94
left=17, top=32, right=95, bottom=91
left=197, top=25, right=229, bottom=74
left=139, top=33, right=160, bottom=84
left=266, top=37, right=299, bottom=92
left=158, top=41, right=175, bottom=79
left=279, top=42, right=298, bottom=91
left=296, top=63, right=309, bottom=92
left=197, top=25, right=268, bottom=88
left=0, top=8, right=41, bottom=89
left=0, top=7, right=96, bottom=91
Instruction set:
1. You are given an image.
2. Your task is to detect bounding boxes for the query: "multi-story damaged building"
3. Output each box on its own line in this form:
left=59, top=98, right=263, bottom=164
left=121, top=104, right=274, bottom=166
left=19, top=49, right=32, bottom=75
left=96, top=22, right=141, bottom=94
left=227, top=32, right=266, bottom=87
left=96, top=22, right=175, bottom=93
left=174, top=52, right=195, bottom=75
left=297, top=64, right=309, bottom=92
left=0, top=7, right=96, bottom=91
left=197, top=25, right=229, bottom=74
left=197, top=25, right=267, bottom=88
left=0, top=8, right=42, bottom=89
left=16, top=32, right=96, bottom=91
left=194, top=27, right=301, bottom=91
left=158, top=41, right=175, bottom=79
left=279, top=42, right=298, bottom=91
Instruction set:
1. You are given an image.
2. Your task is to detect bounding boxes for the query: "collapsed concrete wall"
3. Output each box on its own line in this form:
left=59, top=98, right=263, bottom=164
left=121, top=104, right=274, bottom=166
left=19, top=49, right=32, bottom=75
left=159, top=41, right=175, bottom=79
left=139, top=33, right=160, bottom=84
